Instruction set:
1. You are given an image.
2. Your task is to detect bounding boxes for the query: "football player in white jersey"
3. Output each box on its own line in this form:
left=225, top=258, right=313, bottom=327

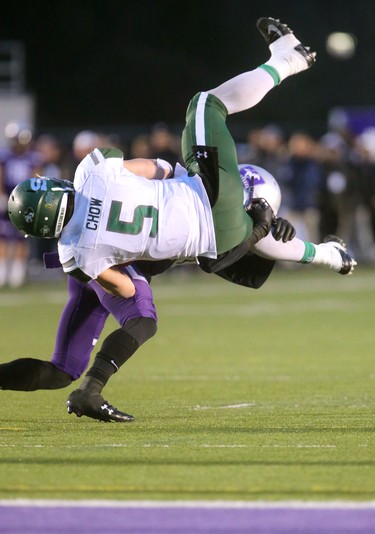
left=4, top=17, right=357, bottom=422
left=9, top=18, right=355, bottom=302
left=0, top=164, right=355, bottom=422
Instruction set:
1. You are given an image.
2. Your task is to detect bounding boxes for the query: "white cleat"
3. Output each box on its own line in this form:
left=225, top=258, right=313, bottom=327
left=321, top=235, right=357, bottom=275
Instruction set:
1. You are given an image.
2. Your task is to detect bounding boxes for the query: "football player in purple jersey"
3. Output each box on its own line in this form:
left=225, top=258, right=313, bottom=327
left=0, top=164, right=353, bottom=423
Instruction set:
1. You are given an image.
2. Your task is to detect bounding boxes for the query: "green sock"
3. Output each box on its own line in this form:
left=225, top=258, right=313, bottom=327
left=300, top=242, right=316, bottom=263
left=259, top=64, right=281, bottom=85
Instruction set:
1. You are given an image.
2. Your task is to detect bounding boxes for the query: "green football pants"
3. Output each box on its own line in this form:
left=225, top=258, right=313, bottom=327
left=181, top=91, right=253, bottom=254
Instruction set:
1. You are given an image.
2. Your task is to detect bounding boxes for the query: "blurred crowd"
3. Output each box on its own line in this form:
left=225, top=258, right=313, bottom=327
left=1, top=119, right=375, bottom=288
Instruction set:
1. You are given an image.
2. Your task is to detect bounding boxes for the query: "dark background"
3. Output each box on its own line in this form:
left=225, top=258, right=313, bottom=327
left=1, top=0, right=374, bottom=138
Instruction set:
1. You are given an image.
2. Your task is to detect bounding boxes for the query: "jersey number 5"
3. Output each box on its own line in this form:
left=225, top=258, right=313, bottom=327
left=106, top=201, right=158, bottom=237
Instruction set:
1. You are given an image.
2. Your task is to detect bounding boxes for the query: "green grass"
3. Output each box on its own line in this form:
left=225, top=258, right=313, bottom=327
left=0, top=265, right=375, bottom=501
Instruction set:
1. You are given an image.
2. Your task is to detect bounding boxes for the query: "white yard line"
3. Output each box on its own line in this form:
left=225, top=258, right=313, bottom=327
left=1, top=499, right=375, bottom=508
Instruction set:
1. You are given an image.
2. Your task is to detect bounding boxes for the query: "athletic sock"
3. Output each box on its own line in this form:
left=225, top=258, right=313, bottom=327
left=209, top=67, right=275, bottom=115
left=301, top=241, right=345, bottom=272
left=259, top=64, right=280, bottom=85
left=262, top=33, right=311, bottom=82
left=300, top=242, right=316, bottom=263
left=251, top=233, right=306, bottom=261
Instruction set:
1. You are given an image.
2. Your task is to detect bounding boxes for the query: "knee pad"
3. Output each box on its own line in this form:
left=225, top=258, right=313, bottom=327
left=123, top=317, right=157, bottom=346
left=96, top=317, right=157, bottom=371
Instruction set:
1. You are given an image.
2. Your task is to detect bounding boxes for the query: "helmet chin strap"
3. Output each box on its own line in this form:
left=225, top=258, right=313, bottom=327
left=54, top=192, right=68, bottom=237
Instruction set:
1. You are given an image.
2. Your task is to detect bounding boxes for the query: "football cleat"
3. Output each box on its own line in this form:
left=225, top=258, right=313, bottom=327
left=66, top=389, right=134, bottom=423
left=322, top=234, right=357, bottom=275
left=257, top=17, right=294, bottom=45
left=256, top=17, right=316, bottom=78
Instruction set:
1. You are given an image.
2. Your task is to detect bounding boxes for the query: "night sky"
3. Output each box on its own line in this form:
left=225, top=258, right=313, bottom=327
left=1, top=0, right=375, bottom=138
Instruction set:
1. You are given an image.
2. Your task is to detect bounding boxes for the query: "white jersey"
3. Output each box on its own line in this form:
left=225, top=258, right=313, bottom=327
left=58, top=148, right=216, bottom=279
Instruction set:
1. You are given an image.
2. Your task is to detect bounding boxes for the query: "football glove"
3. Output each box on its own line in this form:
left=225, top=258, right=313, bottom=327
left=248, top=198, right=274, bottom=244
left=272, top=217, right=296, bottom=243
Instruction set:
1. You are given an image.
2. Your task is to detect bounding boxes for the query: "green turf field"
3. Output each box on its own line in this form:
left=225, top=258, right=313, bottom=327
left=0, top=265, right=374, bottom=501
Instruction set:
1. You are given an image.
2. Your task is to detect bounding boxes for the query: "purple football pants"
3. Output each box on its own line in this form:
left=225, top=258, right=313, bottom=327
left=50, top=266, right=157, bottom=379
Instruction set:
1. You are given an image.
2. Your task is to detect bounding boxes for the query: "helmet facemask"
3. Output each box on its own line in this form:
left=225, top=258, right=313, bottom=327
left=54, top=191, right=69, bottom=237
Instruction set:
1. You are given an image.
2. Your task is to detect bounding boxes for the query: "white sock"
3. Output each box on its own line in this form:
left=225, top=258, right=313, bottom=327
left=250, top=232, right=306, bottom=261
left=263, top=34, right=310, bottom=82
left=209, top=67, right=275, bottom=115
left=252, top=235, right=346, bottom=273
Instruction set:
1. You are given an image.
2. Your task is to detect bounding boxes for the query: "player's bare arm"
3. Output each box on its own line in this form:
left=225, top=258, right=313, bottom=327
left=96, top=267, right=136, bottom=298
left=123, top=158, right=172, bottom=180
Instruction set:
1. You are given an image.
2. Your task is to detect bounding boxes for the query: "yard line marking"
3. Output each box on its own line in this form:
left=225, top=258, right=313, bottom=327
left=194, top=402, right=255, bottom=410
left=0, top=443, right=338, bottom=449
left=261, top=444, right=337, bottom=449
left=1, top=499, right=375, bottom=508
left=201, top=445, right=247, bottom=448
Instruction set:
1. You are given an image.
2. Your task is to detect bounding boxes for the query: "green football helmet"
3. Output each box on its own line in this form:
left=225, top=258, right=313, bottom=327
left=8, top=177, right=75, bottom=238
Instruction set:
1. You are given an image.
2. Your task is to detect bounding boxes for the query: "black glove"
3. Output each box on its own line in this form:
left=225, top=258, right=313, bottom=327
left=272, top=217, right=296, bottom=243
left=247, top=198, right=274, bottom=245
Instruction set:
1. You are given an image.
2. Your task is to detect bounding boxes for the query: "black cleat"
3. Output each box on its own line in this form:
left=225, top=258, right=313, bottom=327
left=257, top=17, right=293, bottom=45
left=257, top=17, right=316, bottom=69
left=323, top=234, right=346, bottom=249
left=66, top=389, right=134, bottom=423
left=323, top=234, right=357, bottom=275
